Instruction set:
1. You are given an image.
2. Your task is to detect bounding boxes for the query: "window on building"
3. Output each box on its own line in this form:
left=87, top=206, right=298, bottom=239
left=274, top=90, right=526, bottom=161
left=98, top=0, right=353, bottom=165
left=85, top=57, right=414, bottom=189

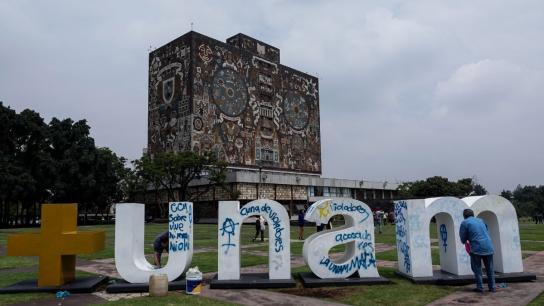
left=323, top=187, right=330, bottom=197
left=308, top=186, right=315, bottom=197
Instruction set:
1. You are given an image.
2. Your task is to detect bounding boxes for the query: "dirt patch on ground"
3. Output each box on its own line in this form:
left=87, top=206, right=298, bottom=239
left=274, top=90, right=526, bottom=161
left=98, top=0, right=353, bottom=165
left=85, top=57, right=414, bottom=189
left=277, top=286, right=351, bottom=300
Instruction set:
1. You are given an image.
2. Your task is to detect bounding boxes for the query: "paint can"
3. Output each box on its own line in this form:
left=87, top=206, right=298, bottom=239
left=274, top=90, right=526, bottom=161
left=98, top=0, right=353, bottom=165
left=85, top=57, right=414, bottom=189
left=149, top=274, right=168, bottom=297
left=185, top=266, right=202, bottom=295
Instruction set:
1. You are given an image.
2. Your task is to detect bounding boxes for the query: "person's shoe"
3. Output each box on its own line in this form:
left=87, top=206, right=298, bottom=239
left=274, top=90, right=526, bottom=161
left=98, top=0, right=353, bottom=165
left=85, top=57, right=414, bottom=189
left=489, top=288, right=496, bottom=293
left=472, top=288, right=484, bottom=293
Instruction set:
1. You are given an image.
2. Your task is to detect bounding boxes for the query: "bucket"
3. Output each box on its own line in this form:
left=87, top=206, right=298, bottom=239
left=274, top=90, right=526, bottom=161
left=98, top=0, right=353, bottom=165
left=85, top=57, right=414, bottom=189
left=185, top=267, right=203, bottom=295
left=149, top=274, right=168, bottom=297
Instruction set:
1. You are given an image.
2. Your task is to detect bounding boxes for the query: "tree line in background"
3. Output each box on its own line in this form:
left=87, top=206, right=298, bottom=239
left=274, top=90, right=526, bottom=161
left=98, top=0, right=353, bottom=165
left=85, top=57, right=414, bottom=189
left=1, top=103, right=542, bottom=227
left=397, top=176, right=487, bottom=199
left=501, top=186, right=544, bottom=218
left=398, top=176, right=544, bottom=218
left=0, top=102, right=126, bottom=227
left=0, top=103, right=229, bottom=228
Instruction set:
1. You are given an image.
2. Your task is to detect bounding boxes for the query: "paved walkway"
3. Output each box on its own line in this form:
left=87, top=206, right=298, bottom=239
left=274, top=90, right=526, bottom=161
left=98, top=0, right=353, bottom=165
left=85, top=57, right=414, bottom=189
left=427, top=251, right=544, bottom=306
left=77, top=244, right=398, bottom=281
left=5, top=246, right=542, bottom=305
left=200, top=285, right=348, bottom=306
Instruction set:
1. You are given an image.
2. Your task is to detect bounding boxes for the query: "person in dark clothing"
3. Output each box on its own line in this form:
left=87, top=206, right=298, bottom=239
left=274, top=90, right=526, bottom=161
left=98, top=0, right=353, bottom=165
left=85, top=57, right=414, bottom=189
left=252, top=215, right=265, bottom=242
left=316, top=222, right=325, bottom=232
left=297, top=209, right=305, bottom=240
left=459, top=209, right=496, bottom=293
left=153, top=230, right=169, bottom=267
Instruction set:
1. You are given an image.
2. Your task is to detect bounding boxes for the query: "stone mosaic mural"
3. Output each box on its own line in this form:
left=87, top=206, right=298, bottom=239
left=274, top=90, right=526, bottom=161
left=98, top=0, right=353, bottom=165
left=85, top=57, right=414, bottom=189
left=148, top=32, right=321, bottom=174
left=148, top=35, right=192, bottom=153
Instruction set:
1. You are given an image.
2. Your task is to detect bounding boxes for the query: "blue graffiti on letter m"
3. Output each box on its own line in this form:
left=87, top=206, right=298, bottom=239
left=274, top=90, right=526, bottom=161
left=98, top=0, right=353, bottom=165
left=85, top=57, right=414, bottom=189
left=439, top=224, right=448, bottom=252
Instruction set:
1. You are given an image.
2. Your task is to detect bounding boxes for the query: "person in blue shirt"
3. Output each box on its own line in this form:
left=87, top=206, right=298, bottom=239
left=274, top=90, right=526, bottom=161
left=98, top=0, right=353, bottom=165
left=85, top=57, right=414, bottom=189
left=459, top=209, right=496, bottom=293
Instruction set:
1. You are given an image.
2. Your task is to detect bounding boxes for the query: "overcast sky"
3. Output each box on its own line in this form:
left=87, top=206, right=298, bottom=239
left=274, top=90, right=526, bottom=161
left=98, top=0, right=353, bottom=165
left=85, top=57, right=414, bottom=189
left=1, top=1, right=543, bottom=193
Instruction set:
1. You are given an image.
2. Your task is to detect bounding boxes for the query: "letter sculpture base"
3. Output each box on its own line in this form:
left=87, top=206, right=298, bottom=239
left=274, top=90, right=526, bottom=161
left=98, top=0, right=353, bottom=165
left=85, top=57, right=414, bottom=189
left=299, top=272, right=390, bottom=288
left=106, top=279, right=187, bottom=293
left=209, top=273, right=296, bottom=289
left=395, top=270, right=536, bottom=285
left=0, top=276, right=108, bottom=294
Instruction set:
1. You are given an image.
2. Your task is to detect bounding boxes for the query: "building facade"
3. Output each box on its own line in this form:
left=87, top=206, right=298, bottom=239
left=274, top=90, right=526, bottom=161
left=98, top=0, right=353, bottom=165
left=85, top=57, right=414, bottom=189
left=146, top=32, right=398, bottom=220
left=148, top=31, right=321, bottom=174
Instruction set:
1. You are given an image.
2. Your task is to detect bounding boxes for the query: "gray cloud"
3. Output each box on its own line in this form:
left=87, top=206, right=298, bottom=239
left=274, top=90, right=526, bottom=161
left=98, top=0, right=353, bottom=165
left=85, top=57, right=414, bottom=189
left=1, top=0, right=543, bottom=193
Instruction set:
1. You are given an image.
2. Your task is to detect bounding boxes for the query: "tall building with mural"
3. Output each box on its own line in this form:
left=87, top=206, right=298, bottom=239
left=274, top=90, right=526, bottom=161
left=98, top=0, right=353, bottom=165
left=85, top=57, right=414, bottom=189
left=148, top=31, right=321, bottom=174
left=147, top=31, right=398, bottom=219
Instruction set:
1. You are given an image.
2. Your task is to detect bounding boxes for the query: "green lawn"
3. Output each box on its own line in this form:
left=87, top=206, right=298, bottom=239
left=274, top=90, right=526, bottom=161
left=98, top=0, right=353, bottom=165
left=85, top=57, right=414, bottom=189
left=97, top=292, right=238, bottom=305
left=520, top=223, right=544, bottom=241
left=530, top=291, right=544, bottom=306
left=0, top=271, right=51, bottom=306
left=283, top=266, right=456, bottom=306
left=1, top=222, right=543, bottom=306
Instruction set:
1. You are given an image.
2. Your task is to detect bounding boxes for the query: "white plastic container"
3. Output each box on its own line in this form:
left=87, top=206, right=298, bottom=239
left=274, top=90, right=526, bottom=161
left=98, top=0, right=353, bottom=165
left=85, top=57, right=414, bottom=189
left=149, top=274, right=168, bottom=297
left=185, top=266, right=203, bottom=295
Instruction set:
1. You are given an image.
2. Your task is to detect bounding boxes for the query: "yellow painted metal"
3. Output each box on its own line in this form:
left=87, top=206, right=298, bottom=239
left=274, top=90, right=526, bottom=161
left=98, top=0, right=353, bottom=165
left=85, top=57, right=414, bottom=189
left=7, top=204, right=105, bottom=287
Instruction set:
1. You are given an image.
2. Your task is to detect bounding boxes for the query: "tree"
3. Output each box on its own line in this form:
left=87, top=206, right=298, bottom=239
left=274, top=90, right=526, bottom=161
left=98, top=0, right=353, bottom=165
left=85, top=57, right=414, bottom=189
left=133, top=153, right=166, bottom=216
left=0, top=102, right=128, bottom=227
left=472, top=184, right=487, bottom=196
left=87, top=148, right=126, bottom=218
left=397, top=176, right=488, bottom=199
left=132, top=150, right=234, bottom=218
left=508, top=185, right=544, bottom=217
left=500, top=190, right=513, bottom=201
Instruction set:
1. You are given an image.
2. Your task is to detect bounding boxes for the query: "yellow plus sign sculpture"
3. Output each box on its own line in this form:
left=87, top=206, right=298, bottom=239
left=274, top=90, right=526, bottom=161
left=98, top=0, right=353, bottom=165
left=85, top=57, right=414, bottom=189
left=7, top=204, right=105, bottom=287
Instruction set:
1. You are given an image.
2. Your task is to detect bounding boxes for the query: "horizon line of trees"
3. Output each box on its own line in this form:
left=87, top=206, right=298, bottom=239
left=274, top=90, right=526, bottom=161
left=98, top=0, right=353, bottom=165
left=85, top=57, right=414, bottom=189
left=500, top=186, right=544, bottom=218
left=0, top=102, right=231, bottom=228
left=397, top=176, right=543, bottom=218
left=0, top=102, right=127, bottom=227
left=1, top=103, right=542, bottom=227
left=397, top=176, right=487, bottom=199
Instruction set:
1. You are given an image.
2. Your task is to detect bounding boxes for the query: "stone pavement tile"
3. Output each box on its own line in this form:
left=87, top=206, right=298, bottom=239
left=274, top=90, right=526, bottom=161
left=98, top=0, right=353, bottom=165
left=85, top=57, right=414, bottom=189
left=377, top=260, right=397, bottom=268
left=77, top=259, right=120, bottom=279
left=375, top=243, right=396, bottom=252
left=94, top=290, right=149, bottom=302
left=200, top=284, right=349, bottom=306
left=9, top=293, right=106, bottom=306
left=426, top=251, right=544, bottom=306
